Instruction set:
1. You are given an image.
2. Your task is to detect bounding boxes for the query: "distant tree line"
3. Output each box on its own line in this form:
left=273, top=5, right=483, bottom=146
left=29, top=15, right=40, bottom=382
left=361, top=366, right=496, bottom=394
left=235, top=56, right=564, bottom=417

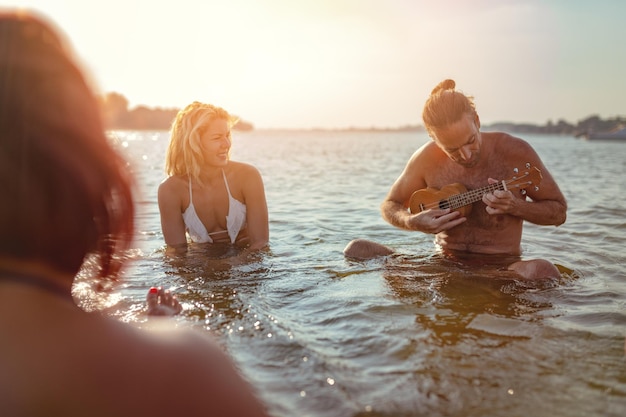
left=98, top=92, right=254, bottom=131
left=307, top=115, right=626, bottom=135
left=99, top=92, right=623, bottom=135
left=484, top=115, right=626, bottom=136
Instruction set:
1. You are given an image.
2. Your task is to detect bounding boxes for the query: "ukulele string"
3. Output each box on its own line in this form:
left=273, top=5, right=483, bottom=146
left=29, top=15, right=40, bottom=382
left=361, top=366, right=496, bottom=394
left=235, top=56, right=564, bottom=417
left=449, top=183, right=503, bottom=209
left=418, top=182, right=507, bottom=211
left=415, top=171, right=532, bottom=211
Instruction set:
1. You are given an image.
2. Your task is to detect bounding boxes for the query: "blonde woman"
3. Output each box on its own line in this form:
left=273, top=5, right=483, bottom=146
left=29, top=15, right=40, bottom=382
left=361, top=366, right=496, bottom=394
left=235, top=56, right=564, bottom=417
left=158, top=102, right=269, bottom=253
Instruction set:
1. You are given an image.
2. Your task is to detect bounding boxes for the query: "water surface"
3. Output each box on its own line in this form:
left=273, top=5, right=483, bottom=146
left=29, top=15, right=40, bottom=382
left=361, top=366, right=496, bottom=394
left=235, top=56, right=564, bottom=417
left=81, top=130, right=626, bottom=417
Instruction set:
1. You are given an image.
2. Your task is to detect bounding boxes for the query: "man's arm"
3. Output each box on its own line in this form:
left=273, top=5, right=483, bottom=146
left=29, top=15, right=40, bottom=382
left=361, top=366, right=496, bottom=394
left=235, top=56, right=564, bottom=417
left=483, top=179, right=567, bottom=226
left=483, top=141, right=567, bottom=226
left=381, top=151, right=466, bottom=234
left=380, top=151, right=423, bottom=231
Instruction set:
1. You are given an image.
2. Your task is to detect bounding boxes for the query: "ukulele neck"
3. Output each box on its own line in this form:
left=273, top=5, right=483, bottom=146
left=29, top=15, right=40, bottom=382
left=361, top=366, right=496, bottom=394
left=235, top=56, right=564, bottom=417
left=447, top=181, right=506, bottom=210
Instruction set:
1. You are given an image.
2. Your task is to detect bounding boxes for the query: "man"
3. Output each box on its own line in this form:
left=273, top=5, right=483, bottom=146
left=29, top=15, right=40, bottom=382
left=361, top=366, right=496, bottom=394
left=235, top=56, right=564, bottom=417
left=344, top=79, right=567, bottom=280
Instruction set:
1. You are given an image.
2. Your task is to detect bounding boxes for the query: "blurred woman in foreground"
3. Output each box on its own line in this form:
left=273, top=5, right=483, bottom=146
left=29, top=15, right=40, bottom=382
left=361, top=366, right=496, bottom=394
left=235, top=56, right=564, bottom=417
left=0, top=10, right=268, bottom=416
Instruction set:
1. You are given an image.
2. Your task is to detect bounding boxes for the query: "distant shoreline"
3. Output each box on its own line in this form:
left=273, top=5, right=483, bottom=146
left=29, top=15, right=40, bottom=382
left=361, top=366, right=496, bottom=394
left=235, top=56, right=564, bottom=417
left=110, top=121, right=623, bottom=137
left=101, top=92, right=624, bottom=136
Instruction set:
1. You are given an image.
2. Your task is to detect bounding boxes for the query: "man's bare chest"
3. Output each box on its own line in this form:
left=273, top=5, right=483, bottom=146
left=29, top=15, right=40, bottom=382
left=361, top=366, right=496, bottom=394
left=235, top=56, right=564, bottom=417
left=424, top=162, right=512, bottom=190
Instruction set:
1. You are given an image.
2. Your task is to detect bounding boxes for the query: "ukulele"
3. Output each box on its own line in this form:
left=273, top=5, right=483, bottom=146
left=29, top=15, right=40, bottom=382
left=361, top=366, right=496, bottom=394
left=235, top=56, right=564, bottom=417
left=409, top=164, right=542, bottom=217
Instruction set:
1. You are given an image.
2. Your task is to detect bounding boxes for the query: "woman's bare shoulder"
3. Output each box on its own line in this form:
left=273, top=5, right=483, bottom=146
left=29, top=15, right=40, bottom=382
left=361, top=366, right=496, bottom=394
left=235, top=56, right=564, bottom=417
left=91, top=318, right=269, bottom=416
left=158, top=175, right=188, bottom=195
left=160, top=174, right=187, bottom=187
left=228, top=160, right=259, bottom=171
left=227, top=161, right=263, bottom=179
left=95, top=316, right=231, bottom=373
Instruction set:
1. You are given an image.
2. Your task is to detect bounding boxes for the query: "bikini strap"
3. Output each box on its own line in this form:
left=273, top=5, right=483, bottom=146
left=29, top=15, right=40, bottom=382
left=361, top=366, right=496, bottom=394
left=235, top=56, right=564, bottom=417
left=187, top=175, right=194, bottom=204
left=222, top=169, right=233, bottom=198
left=0, top=269, right=74, bottom=301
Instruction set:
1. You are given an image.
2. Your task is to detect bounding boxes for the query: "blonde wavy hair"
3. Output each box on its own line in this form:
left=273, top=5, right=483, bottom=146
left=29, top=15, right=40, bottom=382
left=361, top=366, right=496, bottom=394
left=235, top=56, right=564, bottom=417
left=165, top=101, right=238, bottom=184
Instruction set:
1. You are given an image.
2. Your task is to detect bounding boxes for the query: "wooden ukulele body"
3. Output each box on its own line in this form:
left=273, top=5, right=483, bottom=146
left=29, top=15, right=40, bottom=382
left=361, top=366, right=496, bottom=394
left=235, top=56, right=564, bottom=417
left=409, top=183, right=472, bottom=217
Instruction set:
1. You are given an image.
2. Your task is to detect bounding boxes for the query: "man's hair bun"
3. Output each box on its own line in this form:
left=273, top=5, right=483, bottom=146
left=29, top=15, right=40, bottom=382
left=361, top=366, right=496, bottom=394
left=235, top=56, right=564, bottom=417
left=431, top=79, right=455, bottom=95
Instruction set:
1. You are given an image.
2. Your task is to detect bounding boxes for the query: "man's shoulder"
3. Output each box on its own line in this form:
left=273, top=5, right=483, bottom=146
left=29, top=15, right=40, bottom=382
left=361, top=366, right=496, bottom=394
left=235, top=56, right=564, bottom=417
left=485, top=131, right=533, bottom=151
left=484, top=131, right=526, bottom=143
left=411, top=140, right=441, bottom=159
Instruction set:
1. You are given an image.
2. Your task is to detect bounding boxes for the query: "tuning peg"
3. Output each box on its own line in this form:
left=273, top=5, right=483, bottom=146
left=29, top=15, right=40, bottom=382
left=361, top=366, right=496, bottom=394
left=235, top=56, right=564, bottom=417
left=525, top=162, right=531, bottom=168
left=521, top=189, right=527, bottom=195
left=534, top=186, right=539, bottom=191
left=513, top=167, right=519, bottom=174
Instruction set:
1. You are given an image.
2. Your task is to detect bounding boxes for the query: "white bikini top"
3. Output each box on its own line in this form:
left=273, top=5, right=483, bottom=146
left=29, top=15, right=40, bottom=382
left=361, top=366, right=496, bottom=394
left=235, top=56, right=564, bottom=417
left=182, top=170, right=247, bottom=244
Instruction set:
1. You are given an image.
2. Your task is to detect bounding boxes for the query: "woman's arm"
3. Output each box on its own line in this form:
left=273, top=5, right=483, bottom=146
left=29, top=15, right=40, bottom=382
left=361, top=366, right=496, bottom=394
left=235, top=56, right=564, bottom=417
left=241, top=166, right=269, bottom=251
left=158, top=178, right=189, bottom=250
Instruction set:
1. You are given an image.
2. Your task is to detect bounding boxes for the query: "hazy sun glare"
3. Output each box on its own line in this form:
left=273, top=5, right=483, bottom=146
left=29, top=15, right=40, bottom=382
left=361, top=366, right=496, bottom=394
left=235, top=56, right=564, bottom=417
left=6, top=0, right=626, bottom=128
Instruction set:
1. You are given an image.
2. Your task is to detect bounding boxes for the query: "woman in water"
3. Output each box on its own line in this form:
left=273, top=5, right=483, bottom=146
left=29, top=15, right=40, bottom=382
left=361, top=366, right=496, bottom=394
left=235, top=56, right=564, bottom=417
left=158, top=102, right=269, bottom=254
left=0, top=10, right=268, bottom=416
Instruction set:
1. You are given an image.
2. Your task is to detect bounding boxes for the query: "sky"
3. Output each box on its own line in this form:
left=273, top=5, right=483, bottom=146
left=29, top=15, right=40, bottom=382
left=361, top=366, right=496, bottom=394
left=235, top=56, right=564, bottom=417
left=5, top=0, right=626, bottom=129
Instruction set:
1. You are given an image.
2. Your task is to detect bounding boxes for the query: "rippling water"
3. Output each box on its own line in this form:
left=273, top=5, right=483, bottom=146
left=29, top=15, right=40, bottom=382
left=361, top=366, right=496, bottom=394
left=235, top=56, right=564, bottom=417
left=83, top=130, right=626, bottom=417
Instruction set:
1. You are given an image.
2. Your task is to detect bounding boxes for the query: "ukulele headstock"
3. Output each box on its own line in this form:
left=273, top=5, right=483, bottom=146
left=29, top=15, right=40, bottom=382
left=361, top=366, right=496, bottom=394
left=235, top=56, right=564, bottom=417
left=509, top=163, right=542, bottom=194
